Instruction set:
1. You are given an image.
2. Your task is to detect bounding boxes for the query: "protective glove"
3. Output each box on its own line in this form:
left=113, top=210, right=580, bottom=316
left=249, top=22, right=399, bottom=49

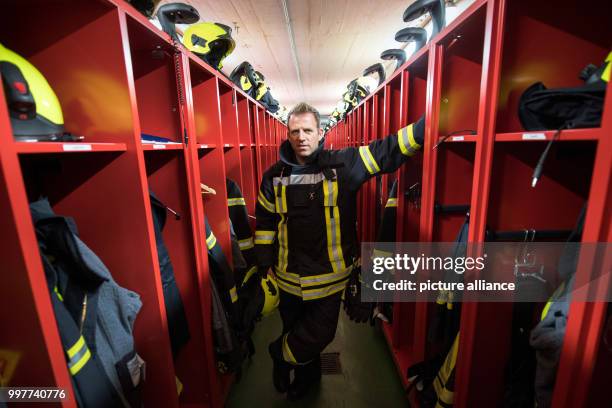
left=343, top=267, right=374, bottom=323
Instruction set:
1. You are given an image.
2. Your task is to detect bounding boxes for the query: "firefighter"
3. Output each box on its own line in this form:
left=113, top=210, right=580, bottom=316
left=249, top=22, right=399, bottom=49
left=255, top=102, right=424, bottom=400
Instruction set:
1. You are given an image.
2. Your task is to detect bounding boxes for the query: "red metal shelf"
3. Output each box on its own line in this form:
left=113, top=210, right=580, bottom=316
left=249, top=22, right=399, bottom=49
left=142, top=143, right=184, bottom=151
left=436, top=134, right=478, bottom=143
left=495, top=128, right=602, bottom=142
left=198, top=144, right=217, bottom=150
left=14, top=142, right=128, bottom=154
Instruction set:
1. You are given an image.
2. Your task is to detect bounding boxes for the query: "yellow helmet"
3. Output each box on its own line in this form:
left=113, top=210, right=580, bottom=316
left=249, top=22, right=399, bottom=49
left=0, top=43, right=64, bottom=141
left=182, top=22, right=235, bottom=70
left=240, top=266, right=279, bottom=318
left=260, top=274, right=279, bottom=317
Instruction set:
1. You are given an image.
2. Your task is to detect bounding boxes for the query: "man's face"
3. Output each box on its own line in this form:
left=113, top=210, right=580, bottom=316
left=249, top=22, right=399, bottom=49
left=287, top=112, right=323, bottom=164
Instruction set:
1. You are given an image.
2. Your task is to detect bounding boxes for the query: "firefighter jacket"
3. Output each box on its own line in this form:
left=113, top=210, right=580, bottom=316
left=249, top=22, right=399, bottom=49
left=373, top=179, right=399, bottom=257
left=255, top=116, right=424, bottom=301
left=204, top=217, right=250, bottom=373
left=30, top=198, right=144, bottom=408
left=150, top=192, right=190, bottom=358
left=226, top=178, right=258, bottom=285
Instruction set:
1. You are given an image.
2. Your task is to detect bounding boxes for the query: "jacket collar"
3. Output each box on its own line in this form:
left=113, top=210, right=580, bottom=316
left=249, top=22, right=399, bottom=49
left=279, top=138, right=325, bottom=168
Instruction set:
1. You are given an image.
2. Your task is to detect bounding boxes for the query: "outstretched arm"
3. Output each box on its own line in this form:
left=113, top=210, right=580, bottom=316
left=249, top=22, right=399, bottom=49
left=341, top=115, right=425, bottom=189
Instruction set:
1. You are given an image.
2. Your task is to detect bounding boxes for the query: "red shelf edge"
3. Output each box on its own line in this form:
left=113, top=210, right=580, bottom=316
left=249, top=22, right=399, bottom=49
left=14, top=142, right=128, bottom=154
left=437, top=134, right=478, bottom=143
left=141, top=143, right=184, bottom=151
left=198, top=144, right=217, bottom=150
left=495, top=128, right=602, bottom=142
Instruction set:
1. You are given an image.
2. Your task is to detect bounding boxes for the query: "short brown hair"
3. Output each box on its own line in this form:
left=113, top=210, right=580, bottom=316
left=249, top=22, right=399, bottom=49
left=287, top=102, right=320, bottom=129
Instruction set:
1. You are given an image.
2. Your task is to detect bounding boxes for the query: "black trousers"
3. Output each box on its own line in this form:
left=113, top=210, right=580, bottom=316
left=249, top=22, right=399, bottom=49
left=275, top=290, right=342, bottom=364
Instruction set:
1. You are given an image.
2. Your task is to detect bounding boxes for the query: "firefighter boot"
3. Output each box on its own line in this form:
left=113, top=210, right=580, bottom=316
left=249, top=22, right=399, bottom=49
left=287, top=355, right=322, bottom=401
left=269, top=340, right=292, bottom=393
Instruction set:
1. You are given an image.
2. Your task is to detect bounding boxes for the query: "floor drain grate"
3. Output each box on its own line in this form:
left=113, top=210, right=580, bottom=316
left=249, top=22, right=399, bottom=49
left=320, top=352, right=342, bottom=375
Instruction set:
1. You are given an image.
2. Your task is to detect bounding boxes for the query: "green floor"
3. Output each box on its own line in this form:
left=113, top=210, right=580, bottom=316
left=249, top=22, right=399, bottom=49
left=226, top=310, right=407, bottom=407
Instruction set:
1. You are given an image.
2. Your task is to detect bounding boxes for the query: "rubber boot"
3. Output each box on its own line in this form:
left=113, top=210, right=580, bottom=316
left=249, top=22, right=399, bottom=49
left=269, top=340, right=292, bottom=393
left=287, top=355, right=322, bottom=401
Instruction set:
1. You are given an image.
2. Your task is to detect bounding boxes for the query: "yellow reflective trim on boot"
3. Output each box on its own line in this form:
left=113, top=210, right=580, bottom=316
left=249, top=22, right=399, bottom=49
left=282, top=334, right=298, bottom=364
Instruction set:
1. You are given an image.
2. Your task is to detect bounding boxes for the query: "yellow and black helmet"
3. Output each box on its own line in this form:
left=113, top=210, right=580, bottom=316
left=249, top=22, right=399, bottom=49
left=0, top=43, right=64, bottom=141
left=260, top=274, right=279, bottom=317
left=230, top=61, right=258, bottom=93
left=183, top=22, right=235, bottom=70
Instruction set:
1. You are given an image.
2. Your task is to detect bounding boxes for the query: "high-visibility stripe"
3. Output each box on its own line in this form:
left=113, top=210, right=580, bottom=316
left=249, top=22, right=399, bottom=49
left=276, top=212, right=289, bottom=274
left=541, top=281, right=566, bottom=320
left=241, top=266, right=258, bottom=286
left=300, top=267, right=353, bottom=287
left=358, top=146, right=381, bottom=174
left=238, top=237, right=254, bottom=250
left=602, top=51, right=611, bottom=83
left=322, top=178, right=338, bottom=207
left=67, top=336, right=91, bottom=376
left=302, top=278, right=349, bottom=301
left=67, top=336, right=86, bottom=358
left=385, top=198, right=398, bottom=208
left=229, top=286, right=238, bottom=303
left=435, top=396, right=454, bottom=408
left=69, top=348, right=91, bottom=375
left=228, top=197, right=246, bottom=207
left=282, top=334, right=299, bottom=364
left=54, top=286, right=64, bottom=302
left=273, top=185, right=287, bottom=213
left=255, top=230, right=275, bottom=245
left=324, top=206, right=346, bottom=274
left=276, top=269, right=300, bottom=285
left=398, top=124, right=421, bottom=157
left=273, top=171, right=335, bottom=187
left=206, top=232, right=217, bottom=250
left=276, top=278, right=302, bottom=297
left=258, top=191, right=275, bottom=213
left=433, top=333, right=459, bottom=404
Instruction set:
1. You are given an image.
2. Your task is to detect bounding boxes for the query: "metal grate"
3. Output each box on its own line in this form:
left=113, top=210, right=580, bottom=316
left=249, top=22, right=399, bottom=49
left=320, top=352, right=342, bottom=375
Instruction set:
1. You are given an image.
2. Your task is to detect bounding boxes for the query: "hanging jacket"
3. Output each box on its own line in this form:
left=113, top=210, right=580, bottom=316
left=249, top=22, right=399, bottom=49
left=407, top=216, right=467, bottom=408
left=30, top=198, right=144, bottom=408
left=226, top=178, right=257, bottom=286
left=529, top=205, right=586, bottom=408
left=225, top=179, right=264, bottom=344
left=204, top=217, right=249, bottom=373
left=372, top=179, right=399, bottom=323
left=255, top=116, right=424, bottom=301
left=149, top=192, right=190, bottom=358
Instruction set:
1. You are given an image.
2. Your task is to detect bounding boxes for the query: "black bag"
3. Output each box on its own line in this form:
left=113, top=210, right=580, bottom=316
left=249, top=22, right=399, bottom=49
left=518, top=54, right=609, bottom=131
left=518, top=82, right=605, bottom=131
